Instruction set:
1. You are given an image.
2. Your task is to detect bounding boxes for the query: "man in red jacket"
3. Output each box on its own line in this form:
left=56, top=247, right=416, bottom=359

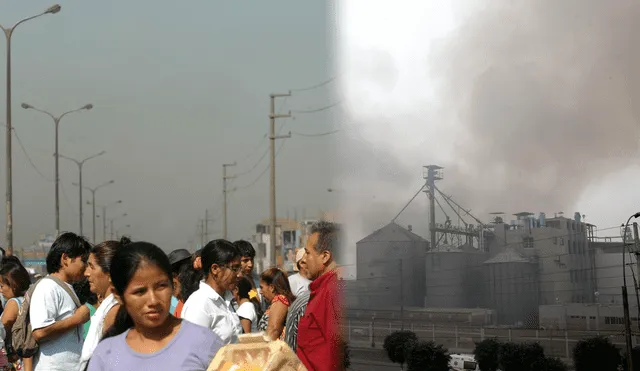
left=297, top=221, right=344, bottom=371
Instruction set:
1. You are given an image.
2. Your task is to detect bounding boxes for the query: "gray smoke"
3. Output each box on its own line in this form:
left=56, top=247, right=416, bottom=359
left=427, top=0, right=640, bottom=216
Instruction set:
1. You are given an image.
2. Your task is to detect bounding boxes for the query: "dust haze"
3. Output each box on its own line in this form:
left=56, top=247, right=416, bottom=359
left=431, top=0, right=640, bottom=216
left=339, top=0, right=640, bottom=254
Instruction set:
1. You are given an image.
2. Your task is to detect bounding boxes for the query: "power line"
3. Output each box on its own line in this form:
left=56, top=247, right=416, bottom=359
left=291, top=76, right=338, bottom=92
left=291, top=129, right=340, bottom=137
left=12, top=126, right=51, bottom=182
left=232, top=139, right=287, bottom=192
left=292, top=101, right=340, bottom=114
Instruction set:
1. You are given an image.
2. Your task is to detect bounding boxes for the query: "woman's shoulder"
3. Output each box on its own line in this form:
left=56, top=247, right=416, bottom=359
left=272, top=295, right=291, bottom=307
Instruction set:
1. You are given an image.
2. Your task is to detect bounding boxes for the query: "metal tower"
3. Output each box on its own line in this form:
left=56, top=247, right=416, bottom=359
left=423, top=165, right=443, bottom=250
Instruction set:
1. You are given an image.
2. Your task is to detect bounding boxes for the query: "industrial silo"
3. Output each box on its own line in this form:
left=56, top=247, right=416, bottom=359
left=484, top=249, right=540, bottom=327
left=425, top=246, right=488, bottom=309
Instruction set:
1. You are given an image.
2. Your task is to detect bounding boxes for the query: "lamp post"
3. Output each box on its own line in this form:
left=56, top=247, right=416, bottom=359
left=108, top=213, right=127, bottom=240
left=73, top=180, right=114, bottom=244
left=23, top=102, right=93, bottom=237
left=60, top=151, right=105, bottom=237
left=98, top=200, right=122, bottom=241
left=1, top=4, right=61, bottom=255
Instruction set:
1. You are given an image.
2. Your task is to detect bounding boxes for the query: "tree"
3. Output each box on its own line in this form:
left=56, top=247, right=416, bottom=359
left=573, top=337, right=621, bottom=371
left=499, top=342, right=545, bottom=371
left=474, top=338, right=501, bottom=371
left=406, top=341, right=450, bottom=371
left=383, top=331, right=418, bottom=369
left=342, top=340, right=351, bottom=370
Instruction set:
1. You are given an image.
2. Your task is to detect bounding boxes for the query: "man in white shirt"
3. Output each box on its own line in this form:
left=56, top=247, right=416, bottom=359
left=30, top=232, right=91, bottom=371
left=288, top=248, right=311, bottom=297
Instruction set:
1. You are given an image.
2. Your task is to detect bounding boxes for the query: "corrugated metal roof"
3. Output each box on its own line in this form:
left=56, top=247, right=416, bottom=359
left=357, top=222, right=427, bottom=244
left=483, top=248, right=532, bottom=264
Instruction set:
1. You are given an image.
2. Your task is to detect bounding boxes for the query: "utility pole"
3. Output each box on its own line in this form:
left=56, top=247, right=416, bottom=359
left=222, top=162, right=236, bottom=240
left=399, top=258, right=404, bottom=330
left=200, top=219, right=205, bottom=247
left=269, top=92, right=291, bottom=267
left=204, top=209, right=215, bottom=242
left=110, top=219, right=114, bottom=240
left=633, top=222, right=640, bottom=331
left=623, top=285, right=634, bottom=371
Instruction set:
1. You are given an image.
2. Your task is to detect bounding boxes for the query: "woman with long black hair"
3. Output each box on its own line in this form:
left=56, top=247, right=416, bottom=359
left=181, top=239, right=242, bottom=345
left=87, top=241, right=223, bottom=371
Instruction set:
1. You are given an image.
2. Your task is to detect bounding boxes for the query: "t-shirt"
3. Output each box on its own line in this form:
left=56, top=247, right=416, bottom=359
left=235, top=301, right=258, bottom=333
left=87, top=320, right=223, bottom=371
left=30, top=277, right=84, bottom=371
left=288, top=273, right=311, bottom=297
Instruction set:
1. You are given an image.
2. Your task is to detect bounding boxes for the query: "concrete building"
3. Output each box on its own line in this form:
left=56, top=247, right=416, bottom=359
left=356, top=222, right=428, bottom=308
left=590, top=240, right=638, bottom=306
left=539, top=303, right=640, bottom=331
left=485, top=212, right=595, bottom=306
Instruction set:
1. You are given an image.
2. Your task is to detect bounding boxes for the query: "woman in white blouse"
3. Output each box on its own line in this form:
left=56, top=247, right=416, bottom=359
left=182, top=239, right=242, bottom=344
left=78, top=237, right=130, bottom=371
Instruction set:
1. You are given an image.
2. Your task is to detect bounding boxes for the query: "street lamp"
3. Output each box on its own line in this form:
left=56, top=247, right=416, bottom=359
left=23, top=103, right=93, bottom=237
left=97, top=200, right=122, bottom=241
left=1, top=4, right=61, bottom=255
left=73, top=180, right=114, bottom=244
left=60, top=151, right=105, bottom=238
left=108, top=213, right=127, bottom=240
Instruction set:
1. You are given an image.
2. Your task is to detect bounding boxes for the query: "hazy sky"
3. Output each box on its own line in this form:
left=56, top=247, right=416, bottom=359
left=2, top=1, right=337, bottom=250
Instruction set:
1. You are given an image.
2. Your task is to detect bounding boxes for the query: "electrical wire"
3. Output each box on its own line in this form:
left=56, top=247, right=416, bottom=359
left=291, top=102, right=340, bottom=114
left=290, top=76, right=338, bottom=92
left=12, top=126, right=51, bottom=182
left=291, top=129, right=341, bottom=137
left=232, top=140, right=287, bottom=192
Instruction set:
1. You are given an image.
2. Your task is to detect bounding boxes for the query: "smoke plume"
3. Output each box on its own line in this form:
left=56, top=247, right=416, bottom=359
left=429, top=0, right=640, bottom=215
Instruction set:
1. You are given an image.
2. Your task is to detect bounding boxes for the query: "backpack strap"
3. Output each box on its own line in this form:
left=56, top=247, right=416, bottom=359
left=46, top=276, right=82, bottom=308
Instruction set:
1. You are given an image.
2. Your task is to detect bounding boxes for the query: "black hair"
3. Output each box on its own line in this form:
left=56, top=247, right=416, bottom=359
left=90, top=236, right=130, bottom=274
left=234, top=240, right=255, bottom=259
left=178, top=262, right=203, bottom=302
left=102, top=241, right=173, bottom=340
left=73, top=278, right=98, bottom=306
left=236, top=276, right=263, bottom=322
left=201, top=239, right=240, bottom=277
left=46, top=232, right=92, bottom=274
left=0, top=258, right=31, bottom=297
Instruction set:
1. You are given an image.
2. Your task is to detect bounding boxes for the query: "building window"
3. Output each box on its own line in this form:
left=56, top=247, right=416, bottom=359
left=560, top=238, right=565, bottom=246
left=605, top=316, right=624, bottom=325
left=553, top=237, right=558, bottom=245
left=523, top=236, right=534, bottom=249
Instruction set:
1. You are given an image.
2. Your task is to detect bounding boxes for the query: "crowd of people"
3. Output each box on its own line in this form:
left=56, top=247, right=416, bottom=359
left=0, top=220, right=344, bottom=371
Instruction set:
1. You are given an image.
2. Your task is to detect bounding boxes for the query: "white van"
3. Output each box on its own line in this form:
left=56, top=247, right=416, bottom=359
left=449, top=354, right=479, bottom=371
